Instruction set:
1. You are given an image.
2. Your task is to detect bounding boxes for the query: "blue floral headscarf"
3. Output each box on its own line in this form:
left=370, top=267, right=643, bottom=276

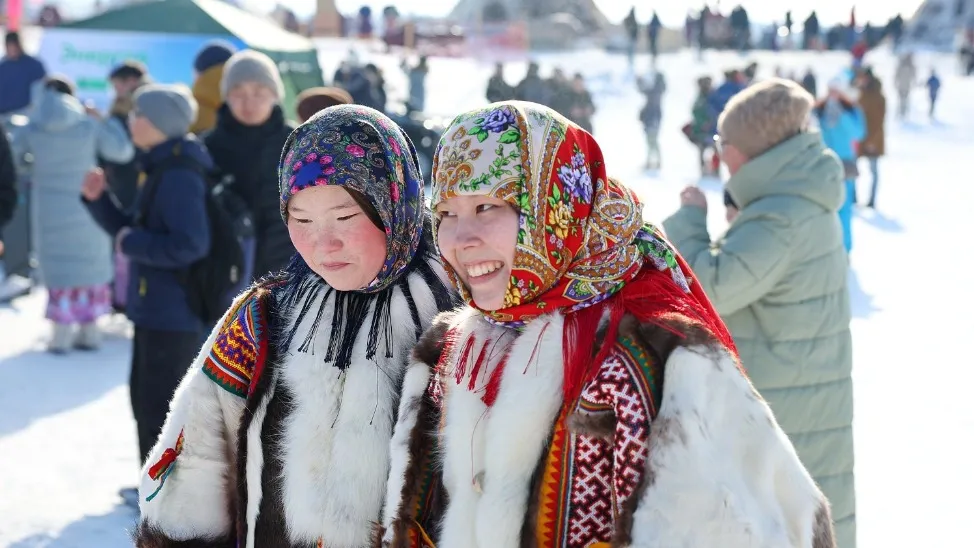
left=279, top=105, right=425, bottom=293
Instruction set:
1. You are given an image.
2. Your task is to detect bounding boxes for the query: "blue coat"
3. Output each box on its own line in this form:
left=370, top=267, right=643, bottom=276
left=815, top=102, right=865, bottom=252
left=708, top=80, right=746, bottom=119
left=815, top=103, right=865, bottom=161
left=85, top=137, right=212, bottom=333
left=14, top=89, right=134, bottom=289
left=0, top=54, right=46, bottom=115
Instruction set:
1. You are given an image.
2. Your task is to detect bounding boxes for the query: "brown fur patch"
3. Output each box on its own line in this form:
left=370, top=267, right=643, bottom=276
left=385, top=382, right=445, bottom=548
left=518, top=448, right=550, bottom=548
left=620, top=313, right=724, bottom=364
left=813, top=499, right=838, bottom=548
left=650, top=416, right=688, bottom=448
left=370, top=521, right=385, bottom=547
left=411, top=312, right=454, bottom=367
left=610, top=453, right=657, bottom=547
left=132, top=520, right=235, bottom=547
left=566, top=411, right=616, bottom=440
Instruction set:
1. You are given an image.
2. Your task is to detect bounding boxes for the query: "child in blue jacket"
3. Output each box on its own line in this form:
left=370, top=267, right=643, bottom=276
left=82, top=84, right=211, bottom=476
left=814, top=78, right=865, bottom=253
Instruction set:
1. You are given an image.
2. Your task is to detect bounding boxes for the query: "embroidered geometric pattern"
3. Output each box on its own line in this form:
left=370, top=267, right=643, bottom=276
left=535, top=404, right=574, bottom=547
left=533, top=336, right=662, bottom=547
left=202, top=292, right=268, bottom=398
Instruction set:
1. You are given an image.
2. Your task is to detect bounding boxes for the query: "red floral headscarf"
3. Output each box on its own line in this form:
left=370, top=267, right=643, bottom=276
left=432, top=102, right=738, bottom=398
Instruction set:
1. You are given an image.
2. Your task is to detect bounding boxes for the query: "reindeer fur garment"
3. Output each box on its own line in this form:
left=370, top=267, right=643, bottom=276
left=380, top=308, right=837, bottom=548
left=136, top=262, right=448, bottom=548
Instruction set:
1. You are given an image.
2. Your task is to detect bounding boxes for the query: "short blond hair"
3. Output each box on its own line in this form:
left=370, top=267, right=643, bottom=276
left=717, top=78, right=814, bottom=158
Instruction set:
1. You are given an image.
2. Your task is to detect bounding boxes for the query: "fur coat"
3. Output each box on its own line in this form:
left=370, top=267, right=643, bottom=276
left=378, top=307, right=837, bottom=548
left=134, top=258, right=453, bottom=548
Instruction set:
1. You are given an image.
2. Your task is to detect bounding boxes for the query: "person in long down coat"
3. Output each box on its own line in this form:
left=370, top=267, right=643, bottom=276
left=15, top=76, right=134, bottom=352
left=664, top=79, right=855, bottom=548
left=377, top=101, right=837, bottom=548
left=203, top=50, right=296, bottom=284
left=134, top=105, right=457, bottom=547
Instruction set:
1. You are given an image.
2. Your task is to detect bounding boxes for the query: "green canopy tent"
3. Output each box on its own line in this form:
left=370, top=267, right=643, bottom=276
left=46, top=0, right=324, bottom=115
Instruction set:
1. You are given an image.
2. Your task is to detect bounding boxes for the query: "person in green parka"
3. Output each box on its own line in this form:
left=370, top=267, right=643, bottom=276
left=663, top=78, right=856, bottom=548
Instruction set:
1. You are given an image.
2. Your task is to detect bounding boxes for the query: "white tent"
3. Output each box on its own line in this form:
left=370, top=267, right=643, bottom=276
left=449, top=0, right=610, bottom=31
left=902, top=0, right=974, bottom=51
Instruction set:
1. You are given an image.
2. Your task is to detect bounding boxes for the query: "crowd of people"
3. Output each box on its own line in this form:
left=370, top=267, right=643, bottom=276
left=0, top=12, right=945, bottom=545
left=484, top=62, right=596, bottom=132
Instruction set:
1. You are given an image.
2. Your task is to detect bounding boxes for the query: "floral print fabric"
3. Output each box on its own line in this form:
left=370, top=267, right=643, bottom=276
left=46, top=284, right=112, bottom=324
left=432, top=101, right=690, bottom=326
left=279, top=105, right=426, bottom=293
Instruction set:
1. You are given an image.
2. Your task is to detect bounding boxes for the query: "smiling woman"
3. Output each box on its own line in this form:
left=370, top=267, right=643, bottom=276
left=434, top=194, right=519, bottom=310
left=378, top=101, right=837, bottom=548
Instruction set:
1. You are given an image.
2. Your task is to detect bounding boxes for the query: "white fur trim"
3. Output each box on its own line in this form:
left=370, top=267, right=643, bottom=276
left=279, top=271, right=439, bottom=547
left=244, top=378, right=274, bottom=548
left=629, top=346, right=826, bottom=548
left=138, top=302, right=246, bottom=540
left=380, top=361, right=432, bottom=544
left=438, top=311, right=566, bottom=548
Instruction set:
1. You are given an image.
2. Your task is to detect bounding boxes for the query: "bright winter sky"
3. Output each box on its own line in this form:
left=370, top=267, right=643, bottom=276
left=262, top=0, right=927, bottom=26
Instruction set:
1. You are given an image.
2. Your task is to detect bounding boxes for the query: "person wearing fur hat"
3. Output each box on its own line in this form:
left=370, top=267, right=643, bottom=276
left=190, top=40, right=236, bottom=134
left=83, top=83, right=212, bottom=484
left=814, top=76, right=865, bottom=252
left=203, top=49, right=295, bottom=286
left=664, top=78, right=855, bottom=547
left=378, top=101, right=836, bottom=547
left=295, top=85, right=352, bottom=123
left=133, top=105, right=457, bottom=547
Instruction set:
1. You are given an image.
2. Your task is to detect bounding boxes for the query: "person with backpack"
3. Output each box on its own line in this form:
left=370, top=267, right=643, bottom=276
left=133, top=105, right=456, bottom=547
left=203, top=50, right=295, bottom=286
left=81, top=84, right=210, bottom=479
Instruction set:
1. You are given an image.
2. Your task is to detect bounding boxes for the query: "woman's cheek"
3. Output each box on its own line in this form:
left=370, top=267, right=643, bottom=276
left=350, top=218, right=389, bottom=272
left=288, top=223, right=315, bottom=258
left=436, top=219, right=460, bottom=270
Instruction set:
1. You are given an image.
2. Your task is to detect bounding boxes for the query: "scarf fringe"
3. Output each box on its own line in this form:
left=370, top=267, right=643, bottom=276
left=273, top=252, right=455, bottom=372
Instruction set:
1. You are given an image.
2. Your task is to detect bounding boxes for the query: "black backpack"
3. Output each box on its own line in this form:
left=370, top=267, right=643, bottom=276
left=137, top=148, right=254, bottom=324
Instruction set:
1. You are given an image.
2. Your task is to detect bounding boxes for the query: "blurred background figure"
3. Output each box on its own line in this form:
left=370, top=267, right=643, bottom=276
left=190, top=40, right=237, bottom=135
left=13, top=76, right=134, bottom=353
left=0, top=31, right=47, bottom=117
left=294, top=86, right=352, bottom=123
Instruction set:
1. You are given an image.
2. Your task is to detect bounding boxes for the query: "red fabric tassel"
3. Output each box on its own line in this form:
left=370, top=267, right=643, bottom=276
left=559, top=253, right=742, bottom=401
left=481, top=354, right=508, bottom=407
left=147, top=430, right=184, bottom=480
left=453, top=333, right=476, bottom=385
left=562, top=301, right=609, bottom=402
left=466, top=339, right=491, bottom=392
left=524, top=322, right=550, bottom=374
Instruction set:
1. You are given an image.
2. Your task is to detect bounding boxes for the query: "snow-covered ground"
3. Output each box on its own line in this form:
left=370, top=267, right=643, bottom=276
left=2, top=44, right=973, bottom=546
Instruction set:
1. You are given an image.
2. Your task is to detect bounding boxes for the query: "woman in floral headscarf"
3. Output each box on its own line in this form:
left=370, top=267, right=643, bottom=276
left=134, top=105, right=456, bottom=547
left=378, top=102, right=837, bottom=548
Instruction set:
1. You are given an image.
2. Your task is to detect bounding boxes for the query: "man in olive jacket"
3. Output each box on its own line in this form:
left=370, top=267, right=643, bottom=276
left=663, top=78, right=855, bottom=547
